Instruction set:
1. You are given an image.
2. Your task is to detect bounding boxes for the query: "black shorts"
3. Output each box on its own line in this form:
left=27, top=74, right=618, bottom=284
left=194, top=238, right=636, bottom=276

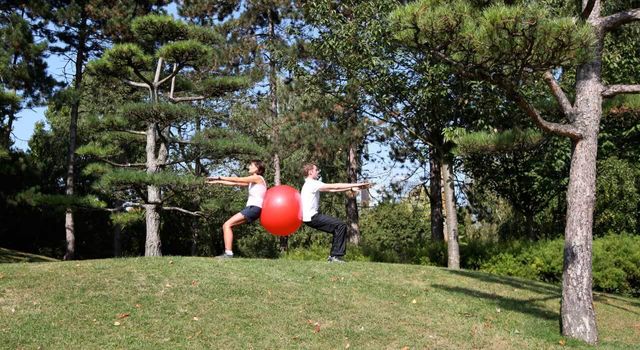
left=240, top=206, right=262, bottom=223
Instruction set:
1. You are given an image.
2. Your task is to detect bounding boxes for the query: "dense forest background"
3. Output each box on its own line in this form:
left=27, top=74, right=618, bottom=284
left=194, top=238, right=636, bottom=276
left=1, top=0, right=639, bottom=299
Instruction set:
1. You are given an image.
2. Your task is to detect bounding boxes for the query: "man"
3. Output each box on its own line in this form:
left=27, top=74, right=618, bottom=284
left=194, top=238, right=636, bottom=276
left=300, top=163, right=370, bottom=263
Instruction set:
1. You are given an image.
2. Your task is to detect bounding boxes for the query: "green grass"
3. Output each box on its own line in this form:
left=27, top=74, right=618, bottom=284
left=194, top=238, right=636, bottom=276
left=0, top=247, right=59, bottom=263
left=0, top=257, right=638, bottom=349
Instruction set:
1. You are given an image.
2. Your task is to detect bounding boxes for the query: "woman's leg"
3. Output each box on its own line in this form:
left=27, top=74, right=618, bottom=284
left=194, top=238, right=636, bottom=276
left=222, top=212, right=247, bottom=251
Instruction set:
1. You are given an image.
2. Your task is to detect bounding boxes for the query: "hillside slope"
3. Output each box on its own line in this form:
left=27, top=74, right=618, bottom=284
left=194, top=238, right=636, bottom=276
left=0, top=257, right=638, bottom=349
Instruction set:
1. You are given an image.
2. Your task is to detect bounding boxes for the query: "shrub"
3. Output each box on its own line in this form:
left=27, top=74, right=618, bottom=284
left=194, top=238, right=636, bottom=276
left=594, top=157, right=639, bottom=236
left=359, top=201, right=429, bottom=264
left=480, top=234, right=640, bottom=297
left=283, top=241, right=369, bottom=262
left=592, top=234, right=640, bottom=296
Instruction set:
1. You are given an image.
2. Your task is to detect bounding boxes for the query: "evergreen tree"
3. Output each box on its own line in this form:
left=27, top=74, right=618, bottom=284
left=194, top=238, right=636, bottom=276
left=87, top=14, right=255, bottom=256
left=40, top=0, right=165, bottom=259
left=0, top=1, right=55, bottom=150
left=180, top=0, right=306, bottom=251
left=389, top=0, right=640, bottom=343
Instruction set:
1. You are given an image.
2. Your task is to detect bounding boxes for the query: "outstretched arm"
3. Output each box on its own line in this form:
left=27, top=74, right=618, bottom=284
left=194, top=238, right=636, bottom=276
left=205, top=178, right=247, bottom=186
left=320, top=182, right=371, bottom=193
left=205, top=175, right=259, bottom=187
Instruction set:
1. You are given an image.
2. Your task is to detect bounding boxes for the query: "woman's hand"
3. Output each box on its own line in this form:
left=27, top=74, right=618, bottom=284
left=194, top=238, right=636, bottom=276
left=205, top=176, right=220, bottom=184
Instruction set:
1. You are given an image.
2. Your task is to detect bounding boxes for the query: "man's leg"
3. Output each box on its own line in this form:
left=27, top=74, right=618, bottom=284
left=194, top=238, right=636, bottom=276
left=305, top=214, right=347, bottom=257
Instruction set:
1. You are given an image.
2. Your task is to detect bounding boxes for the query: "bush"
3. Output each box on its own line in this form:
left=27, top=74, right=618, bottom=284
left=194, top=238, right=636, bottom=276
left=283, top=242, right=369, bottom=262
left=592, top=234, right=640, bottom=296
left=480, top=234, right=640, bottom=297
left=594, top=157, right=639, bottom=236
left=480, top=239, right=563, bottom=283
left=236, top=228, right=281, bottom=259
left=359, top=201, right=430, bottom=264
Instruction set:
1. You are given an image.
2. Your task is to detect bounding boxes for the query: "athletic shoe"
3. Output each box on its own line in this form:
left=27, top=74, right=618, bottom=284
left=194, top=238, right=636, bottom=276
left=327, top=255, right=345, bottom=263
left=216, top=253, right=233, bottom=259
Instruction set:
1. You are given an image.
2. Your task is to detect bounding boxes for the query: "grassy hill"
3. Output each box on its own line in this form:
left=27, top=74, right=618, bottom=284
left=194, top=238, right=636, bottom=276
left=0, top=257, right=638, bottom=349
left=0, top=247, right=59, bottom=263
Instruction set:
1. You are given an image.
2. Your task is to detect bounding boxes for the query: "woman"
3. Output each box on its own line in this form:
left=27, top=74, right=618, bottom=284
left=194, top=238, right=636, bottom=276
left=206, top=160, right=267, bottom=258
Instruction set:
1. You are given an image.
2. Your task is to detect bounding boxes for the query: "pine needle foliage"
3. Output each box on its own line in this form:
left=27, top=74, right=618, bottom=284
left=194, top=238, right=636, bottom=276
left=451, top=128, right=544, bottom=155
left=389, top=0, right=594, bottom=84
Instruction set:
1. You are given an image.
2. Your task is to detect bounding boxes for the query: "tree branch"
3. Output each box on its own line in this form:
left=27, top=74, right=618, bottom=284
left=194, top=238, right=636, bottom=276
left=157, top=63, right=185, bottom=86
left=507, top=88, right=582, bottom=140
left=425, top=51, right=582, bottom=139
left=167, top=95, right=206, bottom=102
left=581, top=0, right=596, bottom=19
left=131, top=67, right=152, bottom=87
left=543, top=71, right=574, bottom=118
left=601, top=84, right=640, bottom=97
left=125, top=80, right=149, bottom=88
left=99, top=158, right=146, bottom=168
left=123, top=129, right=147, bottom=136
left=162, top=206, right=203, bottom=217
left=602, top=8, right=640, bottom=31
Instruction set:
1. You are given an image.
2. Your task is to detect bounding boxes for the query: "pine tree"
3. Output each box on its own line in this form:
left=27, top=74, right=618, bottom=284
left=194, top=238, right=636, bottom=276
left=0, top=1, right=54, bottom=150
left=39, top=0, right=165, bottom=259
left=389, top=0, right=640, bottom=343
left=86, top=14, right=256, bottom=256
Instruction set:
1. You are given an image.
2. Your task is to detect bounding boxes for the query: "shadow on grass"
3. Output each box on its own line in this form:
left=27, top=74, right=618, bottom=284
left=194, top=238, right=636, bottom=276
left=0, top=247, right=58, bottom=264
left=432, top=284, right=560, bottom=320
left=446, top=269, right=561, bottom=296
left=594, top=293, right=640, bottom=315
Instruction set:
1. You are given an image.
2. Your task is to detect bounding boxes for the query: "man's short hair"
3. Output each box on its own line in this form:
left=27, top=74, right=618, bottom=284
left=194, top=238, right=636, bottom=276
left=302, top=163, right=317, bottom=177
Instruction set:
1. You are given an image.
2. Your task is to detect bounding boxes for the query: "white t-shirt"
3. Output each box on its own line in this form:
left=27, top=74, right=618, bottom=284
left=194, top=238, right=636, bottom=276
left=301, top=178, right=323, bottom=222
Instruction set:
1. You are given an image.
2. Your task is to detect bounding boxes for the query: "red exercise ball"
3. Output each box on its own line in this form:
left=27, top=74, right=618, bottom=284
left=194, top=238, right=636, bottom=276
left=260, top=185, right=302, bottom=236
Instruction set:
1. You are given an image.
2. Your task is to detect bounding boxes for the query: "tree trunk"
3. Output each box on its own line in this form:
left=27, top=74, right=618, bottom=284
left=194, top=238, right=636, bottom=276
left=429, top=148, right=445, bottom=241
left=63, top=18, right=87, bottom=260
left=345, top=141, right=361, bottom=244
left=144, top=197, right=162, bottom=256
left=525, top=213, right=536, bottom=240
left=268, top=12, right=288, bottom=252
left=144, top=121, right=162, bottom=256
left=113, top=224, right=122, bottom=257
left=2, top=110, right=15, bottom=150
left=559, top=5, right=603, bottom=340
left=442, top=159, right=459, bottom=269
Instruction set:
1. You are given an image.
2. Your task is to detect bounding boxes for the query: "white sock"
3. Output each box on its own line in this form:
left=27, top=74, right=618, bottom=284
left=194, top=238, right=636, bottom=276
left=225, top=250, right=234, bottom=256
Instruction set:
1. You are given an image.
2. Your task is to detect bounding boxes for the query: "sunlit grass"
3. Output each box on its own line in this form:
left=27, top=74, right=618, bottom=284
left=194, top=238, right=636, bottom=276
left=0, top=257, right=638, bottom=349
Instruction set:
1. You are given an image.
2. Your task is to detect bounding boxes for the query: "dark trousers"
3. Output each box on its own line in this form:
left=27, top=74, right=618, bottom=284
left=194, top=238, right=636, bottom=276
left=305, top=213, right=347, bottom=257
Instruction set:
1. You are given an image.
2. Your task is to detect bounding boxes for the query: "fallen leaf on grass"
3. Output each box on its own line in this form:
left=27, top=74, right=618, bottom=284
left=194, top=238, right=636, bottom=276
left=134, top=304, right=142, bottom=308
left=169, top=260, right=174, bottom=265
left=308, top=319, right=321, bottom=333
left=558, top=339, right=566, bottom=346
left=192, top=316, right=199, bottom=321
left=114, top=321, right=121, bottom=326
left=345, top=343, right=350, bottom=349
left=117, top=313, right=130, bottom=319
left=401, top=346, right=410, bottom=350
left=411, top=299, right=417, bottom=304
